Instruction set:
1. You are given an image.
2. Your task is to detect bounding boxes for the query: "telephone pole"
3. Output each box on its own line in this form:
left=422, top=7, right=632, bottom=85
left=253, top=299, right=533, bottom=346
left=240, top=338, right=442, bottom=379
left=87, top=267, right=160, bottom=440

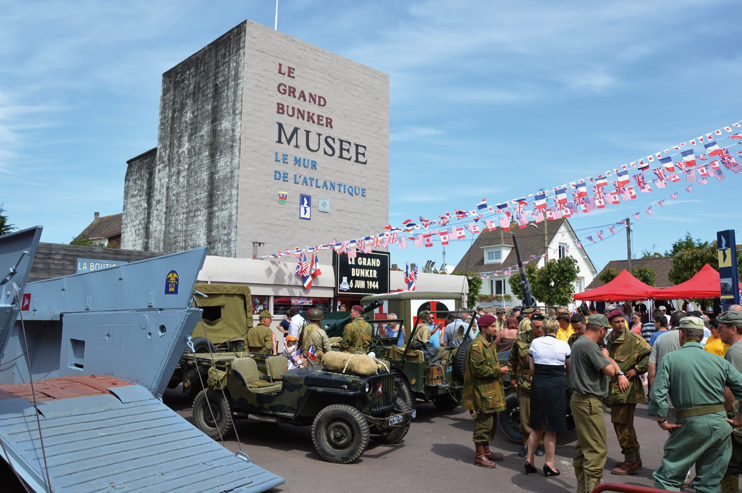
left=626, top=217, right=632, bottom=273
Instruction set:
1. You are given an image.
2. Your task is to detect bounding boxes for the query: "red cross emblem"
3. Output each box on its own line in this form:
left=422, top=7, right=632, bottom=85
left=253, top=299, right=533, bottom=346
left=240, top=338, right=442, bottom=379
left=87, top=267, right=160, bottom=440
left=21, top=293, right=31, bottom=311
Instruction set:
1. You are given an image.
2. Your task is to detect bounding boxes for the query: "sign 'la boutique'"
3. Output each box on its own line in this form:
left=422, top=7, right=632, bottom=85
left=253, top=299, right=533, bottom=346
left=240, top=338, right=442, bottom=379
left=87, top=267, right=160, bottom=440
left=333, top=251, right=390, bottom=295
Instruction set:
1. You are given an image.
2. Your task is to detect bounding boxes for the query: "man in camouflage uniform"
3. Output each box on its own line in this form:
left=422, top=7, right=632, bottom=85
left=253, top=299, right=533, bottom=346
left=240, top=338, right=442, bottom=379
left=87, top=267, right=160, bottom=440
left=340, top=304, right=373, bottom=353
left=509, top=313, right=544, bottom=457
left=518, top=308, right=534, bottom=333
left=605, top=308, right=651, bottom=475
left=299, top=309, right=332, bottom=363
left=462, top=314, right=510, bottom=468
left=246, top=310, right=276, bottom=354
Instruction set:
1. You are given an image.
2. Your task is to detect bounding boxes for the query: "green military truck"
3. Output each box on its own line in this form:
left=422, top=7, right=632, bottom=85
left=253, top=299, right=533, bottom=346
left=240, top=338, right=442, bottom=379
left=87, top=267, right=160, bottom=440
left=320, top=291, right=467, bottom=411
left=185, top=351, right=414, bottom=463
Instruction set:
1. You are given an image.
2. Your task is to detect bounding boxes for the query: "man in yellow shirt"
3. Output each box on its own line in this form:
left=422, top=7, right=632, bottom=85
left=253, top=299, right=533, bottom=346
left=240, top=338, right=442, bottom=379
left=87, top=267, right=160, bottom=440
left=705, top=319, right=729, bottom=357
left=556, top=311, right=574, bottom=342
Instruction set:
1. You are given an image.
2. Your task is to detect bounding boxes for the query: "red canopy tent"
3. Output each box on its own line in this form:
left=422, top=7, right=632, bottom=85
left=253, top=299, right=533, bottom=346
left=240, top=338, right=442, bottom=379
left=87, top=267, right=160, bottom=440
left=653, top=263, right=740, bottom=300
left=574, top=269, right=661, bottom=301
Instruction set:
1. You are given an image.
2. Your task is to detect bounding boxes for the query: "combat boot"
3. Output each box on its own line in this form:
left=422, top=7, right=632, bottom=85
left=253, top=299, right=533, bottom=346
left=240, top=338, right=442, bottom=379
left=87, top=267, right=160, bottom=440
left=482, top=443, right=503, bottom=462
left=474, top=443, right=497, bottom=468
left=720, top=475, right=738, bottom=493
left=611, top=460, right=639, bottom=475
left=615, top=458, right=642, bottom=470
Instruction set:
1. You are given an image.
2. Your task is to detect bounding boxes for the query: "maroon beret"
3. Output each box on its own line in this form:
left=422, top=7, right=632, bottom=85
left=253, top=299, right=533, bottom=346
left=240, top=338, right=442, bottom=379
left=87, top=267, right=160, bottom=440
left=477, top=314, right=497, bottom=327
left=607, top=309, right=625, bottom=320
left=351, top=305, right=365, bottom=313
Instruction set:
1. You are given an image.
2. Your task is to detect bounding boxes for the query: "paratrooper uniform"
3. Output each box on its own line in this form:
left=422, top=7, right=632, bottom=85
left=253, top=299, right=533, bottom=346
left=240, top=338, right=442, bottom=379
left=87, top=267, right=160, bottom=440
left=605, top=327, right=651, bottom=469
left=463, top=331, right=506, bottom=467
left=300, top=323, right=331, bottom=361
left=340, top=317, right=373, bottom=353
left=508, top=330, right=538, bottom=447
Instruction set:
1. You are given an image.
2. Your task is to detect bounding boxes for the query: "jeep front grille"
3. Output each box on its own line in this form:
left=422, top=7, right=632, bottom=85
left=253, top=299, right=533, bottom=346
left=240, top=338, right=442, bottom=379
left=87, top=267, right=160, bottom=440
left=367, top=374, right=395, bottom=415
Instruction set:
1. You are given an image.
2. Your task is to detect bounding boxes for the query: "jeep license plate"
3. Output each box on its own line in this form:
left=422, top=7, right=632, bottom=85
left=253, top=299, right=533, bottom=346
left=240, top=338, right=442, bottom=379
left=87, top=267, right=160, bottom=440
left=388, top=414, right=404, bottom=426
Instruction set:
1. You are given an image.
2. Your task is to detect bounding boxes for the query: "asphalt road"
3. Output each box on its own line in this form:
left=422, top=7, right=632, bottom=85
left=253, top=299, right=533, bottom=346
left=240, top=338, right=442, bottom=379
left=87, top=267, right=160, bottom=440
left=161, top=385, right=677, bottom=493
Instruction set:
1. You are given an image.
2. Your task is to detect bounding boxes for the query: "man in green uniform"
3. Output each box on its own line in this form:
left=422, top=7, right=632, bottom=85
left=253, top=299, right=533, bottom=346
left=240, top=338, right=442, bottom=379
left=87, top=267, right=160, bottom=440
left=605, top=308, right=651, bottom=475
left=719, top=310, right=742, bottom=492
left=571, top=315, right=622, bottom=493
left=340, top=304, right=373, bottom=353
left=299, top=309, right=332, bottom=363
left=496, top=308, right=507, bottom=333
left=462, top=314, right=510, bottom=468
left=246, top=310, right=276, bottom=354
left=567, top=313, right=586, bottom=348
left=509, top=312, right=544, bottom=457
left=518, top=308, right=534, bottom=333
left=650, top=315, right=742, bottom=493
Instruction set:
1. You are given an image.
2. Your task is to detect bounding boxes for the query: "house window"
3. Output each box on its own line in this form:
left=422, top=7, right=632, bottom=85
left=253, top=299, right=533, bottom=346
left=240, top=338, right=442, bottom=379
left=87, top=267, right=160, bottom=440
left=485, top=249, right=502, bottom=264
left=558, top=243, right=568, bottom=259
left=492, top=279, right=505, bottom=295
left=575, top=278, right=584, bottom=293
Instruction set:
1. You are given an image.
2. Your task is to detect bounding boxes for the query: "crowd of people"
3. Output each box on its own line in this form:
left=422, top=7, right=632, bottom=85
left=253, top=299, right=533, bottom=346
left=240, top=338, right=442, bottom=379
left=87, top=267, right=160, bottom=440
left=461, top=301, right=742, bottom=493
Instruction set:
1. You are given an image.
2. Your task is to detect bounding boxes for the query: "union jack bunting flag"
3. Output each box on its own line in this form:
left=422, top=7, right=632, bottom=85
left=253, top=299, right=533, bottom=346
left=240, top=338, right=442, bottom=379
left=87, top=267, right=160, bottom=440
left=514, top=198, right=528, bottom=214
left=372, top=235, right=382, bottom=248
left=674, top=161, right=688, bottom=172
left=668, top=174, right=681, bottom=183
left=455, top=209, right=468, bottom=219
left=633, top=173, right=652, bottom=193
left=653, top=168, right=668, bottom=182
left=721, top=149, right=742, bottom=173
left=472, top=213, right=484, bottom=222
left=696, top=153, right=708, bottom=161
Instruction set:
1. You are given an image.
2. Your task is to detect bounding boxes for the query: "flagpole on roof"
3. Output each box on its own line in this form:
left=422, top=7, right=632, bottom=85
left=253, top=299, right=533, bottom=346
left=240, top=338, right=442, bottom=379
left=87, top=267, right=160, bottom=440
left=274, top=0, right=279, bottom=30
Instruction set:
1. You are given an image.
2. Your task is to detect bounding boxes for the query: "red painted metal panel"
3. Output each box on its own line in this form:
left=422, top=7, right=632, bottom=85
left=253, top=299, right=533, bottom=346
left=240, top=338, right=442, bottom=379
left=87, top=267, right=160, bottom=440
left=0, top=375, right=131, bottom=403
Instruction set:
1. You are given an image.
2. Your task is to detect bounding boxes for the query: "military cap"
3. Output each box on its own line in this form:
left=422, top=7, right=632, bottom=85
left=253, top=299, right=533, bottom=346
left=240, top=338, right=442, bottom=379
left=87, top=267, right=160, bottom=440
left=523, top=308, right=535, bottom=314
left=587, top=314, right=610, bottom=328
left=496, top=307, right=506, bottom=313
left=259, top=310, right=272, bottom=319
left=477, top=314, right=497, bottom=327
left=531, top=313, right=545, bottom=322
left=606, top=309, right=625, bottom=320
left=718, top=311, right=742, bottom=326
left=557, top=312, right=571, bottom=321
left=678, top=316, right=704, bottom=330
left=351, top=304, right=364, bottom=313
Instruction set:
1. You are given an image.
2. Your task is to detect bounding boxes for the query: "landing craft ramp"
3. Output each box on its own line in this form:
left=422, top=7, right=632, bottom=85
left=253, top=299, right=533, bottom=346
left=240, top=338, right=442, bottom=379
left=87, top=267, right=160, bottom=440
left=0, top=228, right=284, bottom=492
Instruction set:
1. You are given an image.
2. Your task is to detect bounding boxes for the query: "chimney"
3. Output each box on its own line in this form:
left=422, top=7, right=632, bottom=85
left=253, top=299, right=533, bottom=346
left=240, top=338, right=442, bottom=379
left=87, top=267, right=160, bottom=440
left=94, top=212, right=100, bottom=222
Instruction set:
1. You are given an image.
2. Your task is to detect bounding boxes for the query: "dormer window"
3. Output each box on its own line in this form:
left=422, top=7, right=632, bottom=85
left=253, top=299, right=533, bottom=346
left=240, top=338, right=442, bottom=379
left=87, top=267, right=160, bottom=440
left=484, top=248, right=503, bottom=265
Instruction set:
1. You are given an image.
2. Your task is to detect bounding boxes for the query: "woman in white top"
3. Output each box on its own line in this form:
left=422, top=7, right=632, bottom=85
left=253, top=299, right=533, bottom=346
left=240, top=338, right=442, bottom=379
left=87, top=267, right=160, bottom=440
left=524, top=317, right=571, bottom=477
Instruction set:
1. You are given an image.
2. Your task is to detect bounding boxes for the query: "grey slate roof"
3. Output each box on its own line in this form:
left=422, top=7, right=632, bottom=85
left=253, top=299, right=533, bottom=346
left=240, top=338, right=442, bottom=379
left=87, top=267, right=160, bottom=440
left=586, top=256, right=675, bottom=289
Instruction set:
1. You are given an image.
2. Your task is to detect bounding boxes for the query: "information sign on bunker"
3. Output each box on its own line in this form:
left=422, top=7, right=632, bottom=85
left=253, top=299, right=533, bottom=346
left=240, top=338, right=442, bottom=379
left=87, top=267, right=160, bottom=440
left=333, top=251, right=390, bottom=295
left=717, top=229, right=740, bottom=312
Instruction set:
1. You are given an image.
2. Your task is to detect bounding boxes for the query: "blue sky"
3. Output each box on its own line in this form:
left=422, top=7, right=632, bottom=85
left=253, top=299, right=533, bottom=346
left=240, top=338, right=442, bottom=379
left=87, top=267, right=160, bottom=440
left=1, top=0, right=740, bottom=274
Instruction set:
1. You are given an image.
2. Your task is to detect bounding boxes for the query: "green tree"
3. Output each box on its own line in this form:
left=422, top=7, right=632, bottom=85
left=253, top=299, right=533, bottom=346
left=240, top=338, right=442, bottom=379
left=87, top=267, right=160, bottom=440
left=508, top=263, right=539, bottom=301
left=452, top=270, right=483, bottom=308
left=668, top=241, right=742, bottom=285
left=530, top=257, right=580, bottom=307
left=632, top=266, right=656, bottom=286
left=598, top=267, right=620, bottom=285
left=0, top=204, right=15, bottom=236
left=508, top=257, right=580, bottom=307
left=665, top=232, right=709, bottom=257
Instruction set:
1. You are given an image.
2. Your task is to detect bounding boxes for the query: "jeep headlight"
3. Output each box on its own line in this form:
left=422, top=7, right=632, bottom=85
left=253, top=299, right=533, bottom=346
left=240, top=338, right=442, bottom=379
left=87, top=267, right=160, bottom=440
left=365, top=382, right=371, bottom=394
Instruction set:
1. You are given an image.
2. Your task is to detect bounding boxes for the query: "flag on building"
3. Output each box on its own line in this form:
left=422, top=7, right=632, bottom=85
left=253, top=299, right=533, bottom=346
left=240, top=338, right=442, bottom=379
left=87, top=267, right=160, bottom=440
left=311, top=253, right=322, bottom=278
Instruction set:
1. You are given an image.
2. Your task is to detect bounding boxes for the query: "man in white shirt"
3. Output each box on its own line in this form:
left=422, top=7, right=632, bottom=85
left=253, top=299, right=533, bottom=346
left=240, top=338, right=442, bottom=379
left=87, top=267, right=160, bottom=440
left=288, top=306, right=305, bottom=339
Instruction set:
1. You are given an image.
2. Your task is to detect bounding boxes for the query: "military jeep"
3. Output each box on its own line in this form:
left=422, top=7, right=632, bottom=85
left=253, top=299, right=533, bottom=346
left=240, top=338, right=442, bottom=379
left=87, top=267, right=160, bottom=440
left=185, top=352, right=414, bottom=464
left=321, top=292, right=467, bottom=411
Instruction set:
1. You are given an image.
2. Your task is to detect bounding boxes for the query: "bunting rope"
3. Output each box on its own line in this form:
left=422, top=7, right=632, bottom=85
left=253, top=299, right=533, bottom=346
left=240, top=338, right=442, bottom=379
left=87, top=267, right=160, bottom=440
left=265, top=120, right=742, bottom=266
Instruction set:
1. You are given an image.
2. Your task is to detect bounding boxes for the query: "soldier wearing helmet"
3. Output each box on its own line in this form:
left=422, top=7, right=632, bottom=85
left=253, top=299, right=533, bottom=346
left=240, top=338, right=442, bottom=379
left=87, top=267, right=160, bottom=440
left=300, top=309, right=332, bottom=362
left=247, top=310, right=276, bottom=354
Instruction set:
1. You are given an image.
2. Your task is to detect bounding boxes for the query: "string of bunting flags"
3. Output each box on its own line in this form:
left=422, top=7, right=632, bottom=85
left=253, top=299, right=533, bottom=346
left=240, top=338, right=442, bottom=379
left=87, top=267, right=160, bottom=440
left=276, top=120, right=742, bottom=273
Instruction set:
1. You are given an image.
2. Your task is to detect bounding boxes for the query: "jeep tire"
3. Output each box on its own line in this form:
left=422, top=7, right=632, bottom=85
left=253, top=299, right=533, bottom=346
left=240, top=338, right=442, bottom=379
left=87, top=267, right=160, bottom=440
left=498, top=391, right=522, bottom=444
left=312, top=404, right=370, bottom=464
left=375, top=396, right=412, bottom=445
left=453, top=338, right=473, bottom=384
left=190, top=337, right=216, bottom=354
left=193, top=389, right=233, bottom=440
left=394, top=374, right=414, bottom=409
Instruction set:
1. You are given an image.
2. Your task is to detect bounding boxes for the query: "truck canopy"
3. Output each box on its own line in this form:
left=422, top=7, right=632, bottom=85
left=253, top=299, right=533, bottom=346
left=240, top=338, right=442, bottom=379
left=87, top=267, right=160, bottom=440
left=193, top=284, right=253, bottom=344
